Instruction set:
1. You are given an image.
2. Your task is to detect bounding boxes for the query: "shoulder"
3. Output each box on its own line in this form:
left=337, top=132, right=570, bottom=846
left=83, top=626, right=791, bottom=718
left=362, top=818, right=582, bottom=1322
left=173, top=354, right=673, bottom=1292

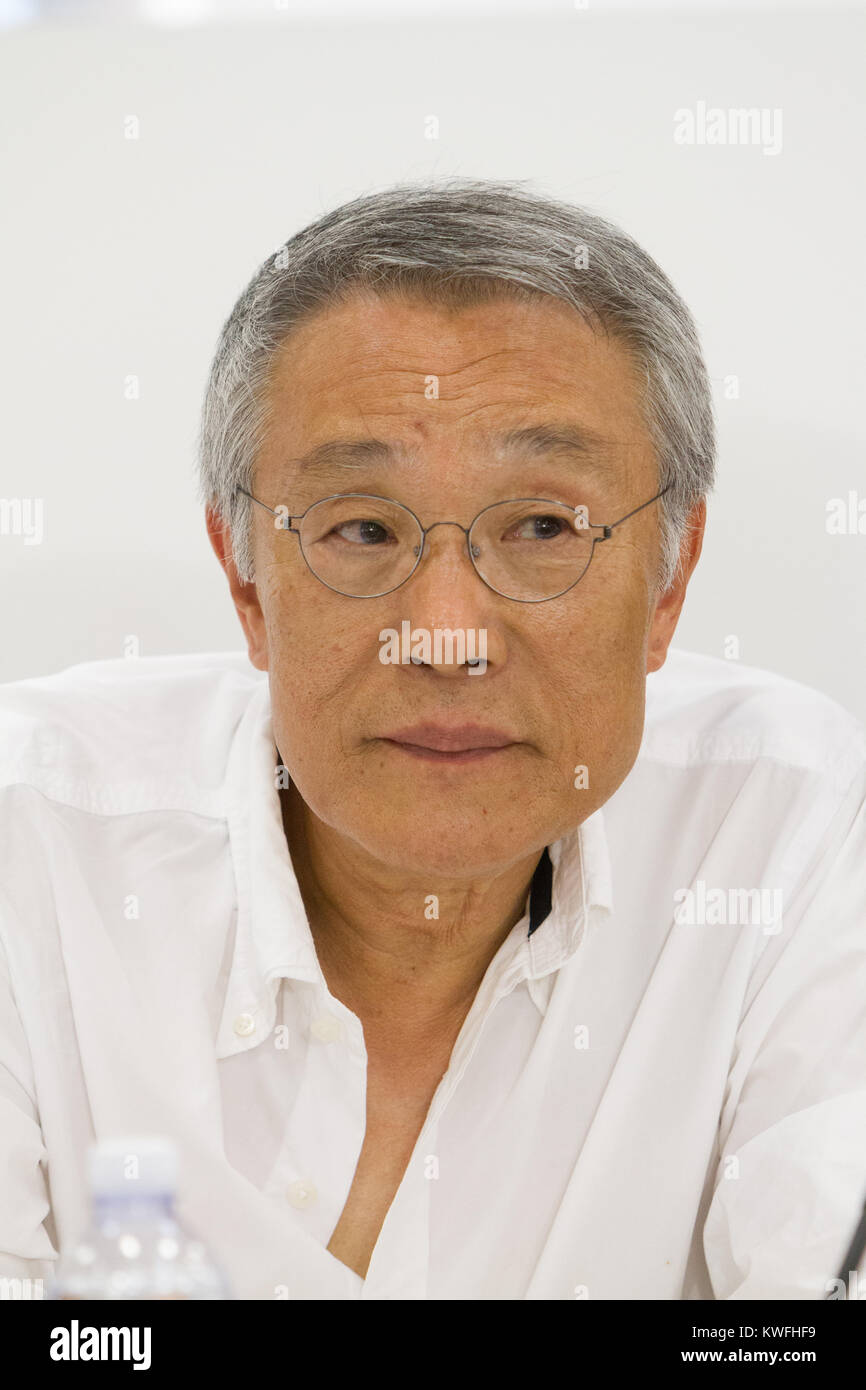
left=643, top=648, right=866, bottom=789
left=0, top=651, right=267, bottom=814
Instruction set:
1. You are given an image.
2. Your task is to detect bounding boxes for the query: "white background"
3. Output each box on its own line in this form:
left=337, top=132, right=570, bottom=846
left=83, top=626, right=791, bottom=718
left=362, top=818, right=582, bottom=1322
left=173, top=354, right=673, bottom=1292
left=1, top=1, right=863, bottom=720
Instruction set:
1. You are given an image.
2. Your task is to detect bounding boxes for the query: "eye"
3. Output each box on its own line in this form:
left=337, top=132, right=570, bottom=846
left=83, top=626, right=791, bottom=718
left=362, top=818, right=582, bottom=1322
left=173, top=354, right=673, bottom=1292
left=330, top=519, right=395, bottom=546
left=506, top=514, right=570, bottom=542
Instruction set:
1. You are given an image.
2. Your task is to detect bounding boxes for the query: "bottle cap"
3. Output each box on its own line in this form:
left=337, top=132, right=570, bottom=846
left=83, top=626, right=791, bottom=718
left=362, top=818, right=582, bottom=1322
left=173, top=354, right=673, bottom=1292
left=87, top=1135, right=178, bottom=1197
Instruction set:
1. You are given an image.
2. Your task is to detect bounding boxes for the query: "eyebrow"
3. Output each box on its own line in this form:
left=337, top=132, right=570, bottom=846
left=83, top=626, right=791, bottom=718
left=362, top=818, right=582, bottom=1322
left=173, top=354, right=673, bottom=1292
left=494, top=422, right=617, bottom=468
left=286, top=421, right=618, bottom=478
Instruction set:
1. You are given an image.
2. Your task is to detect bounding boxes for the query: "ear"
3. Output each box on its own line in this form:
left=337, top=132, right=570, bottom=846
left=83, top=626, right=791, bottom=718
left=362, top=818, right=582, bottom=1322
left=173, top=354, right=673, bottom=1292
left=646, top=499, right=706, bottom=674
left=205, top=505, right=269, bottom=671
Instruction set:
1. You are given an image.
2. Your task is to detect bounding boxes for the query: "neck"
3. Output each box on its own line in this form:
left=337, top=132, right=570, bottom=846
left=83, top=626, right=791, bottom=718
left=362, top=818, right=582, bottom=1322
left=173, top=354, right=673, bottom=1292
left=279, top=780, right=541, bottom=1052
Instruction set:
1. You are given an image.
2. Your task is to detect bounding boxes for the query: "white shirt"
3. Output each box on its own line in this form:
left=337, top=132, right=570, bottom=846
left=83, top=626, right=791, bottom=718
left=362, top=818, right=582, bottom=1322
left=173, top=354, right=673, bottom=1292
left=0, top=647, right=864, bottom=1300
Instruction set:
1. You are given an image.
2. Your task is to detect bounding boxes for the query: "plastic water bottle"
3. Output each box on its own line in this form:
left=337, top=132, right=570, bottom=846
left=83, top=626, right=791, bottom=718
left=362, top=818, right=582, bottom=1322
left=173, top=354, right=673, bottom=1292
left=48, top=1135, right=233, bottom=1300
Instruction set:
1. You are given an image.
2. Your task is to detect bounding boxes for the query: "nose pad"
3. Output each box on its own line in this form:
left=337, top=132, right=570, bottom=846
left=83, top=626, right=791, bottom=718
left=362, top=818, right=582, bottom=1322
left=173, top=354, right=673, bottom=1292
left=413, top=522, right=477, bottom=571
left=414, top=540, right=478, bottom=563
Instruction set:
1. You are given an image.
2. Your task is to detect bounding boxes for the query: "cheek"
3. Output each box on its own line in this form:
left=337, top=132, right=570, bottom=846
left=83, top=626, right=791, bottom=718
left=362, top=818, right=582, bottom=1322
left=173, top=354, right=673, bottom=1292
left=541, top=553, right=648, bottom=676
left=261, top=573, right=367, bottom=684
left=537, top=585, right=649, bottom=776
left=261, top=584, right=376, bottom=752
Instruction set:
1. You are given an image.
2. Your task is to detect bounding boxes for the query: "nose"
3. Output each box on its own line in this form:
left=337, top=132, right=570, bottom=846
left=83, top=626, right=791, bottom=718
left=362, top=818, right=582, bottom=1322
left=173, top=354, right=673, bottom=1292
left=392, top=520, right=501, bottom=677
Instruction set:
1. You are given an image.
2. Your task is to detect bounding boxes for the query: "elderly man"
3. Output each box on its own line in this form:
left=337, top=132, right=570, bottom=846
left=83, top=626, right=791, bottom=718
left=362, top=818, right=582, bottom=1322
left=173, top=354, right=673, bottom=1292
left=1, top=179, right=864, bottom=1301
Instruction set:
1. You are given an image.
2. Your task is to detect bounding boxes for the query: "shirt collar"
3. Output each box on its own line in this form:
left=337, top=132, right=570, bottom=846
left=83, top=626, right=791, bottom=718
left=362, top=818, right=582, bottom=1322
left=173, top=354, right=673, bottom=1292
left=217, top=678, right=614, bottom=1054
left=524, top=810, right=614, bottom=982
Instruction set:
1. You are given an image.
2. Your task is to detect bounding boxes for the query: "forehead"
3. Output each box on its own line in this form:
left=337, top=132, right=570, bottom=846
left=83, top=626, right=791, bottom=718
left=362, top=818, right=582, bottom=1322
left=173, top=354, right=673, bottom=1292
left=258, top=288, right=653, bottom=474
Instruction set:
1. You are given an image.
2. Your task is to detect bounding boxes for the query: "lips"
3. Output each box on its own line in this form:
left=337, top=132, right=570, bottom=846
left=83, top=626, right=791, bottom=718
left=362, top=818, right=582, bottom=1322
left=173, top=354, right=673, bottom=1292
left=380, top=722, right=517, bottom=752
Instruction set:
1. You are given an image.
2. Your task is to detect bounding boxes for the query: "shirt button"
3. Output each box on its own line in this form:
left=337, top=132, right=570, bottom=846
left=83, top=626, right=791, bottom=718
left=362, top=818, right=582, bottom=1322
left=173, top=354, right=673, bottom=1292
left=310, top=1012, right=343, bottom=1042
left=286, top=1179, right=318, bottom=1209
left=233, top=1013, right=256, bottom=1037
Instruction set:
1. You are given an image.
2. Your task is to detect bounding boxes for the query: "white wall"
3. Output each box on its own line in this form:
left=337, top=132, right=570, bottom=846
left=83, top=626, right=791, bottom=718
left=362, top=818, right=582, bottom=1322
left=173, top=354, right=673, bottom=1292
left=1, top=5, right=863, bottom=720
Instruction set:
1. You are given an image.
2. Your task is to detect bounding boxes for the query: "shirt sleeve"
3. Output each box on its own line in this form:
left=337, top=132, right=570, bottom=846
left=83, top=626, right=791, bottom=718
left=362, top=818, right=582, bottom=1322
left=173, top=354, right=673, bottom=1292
left=0, top=911, right=58, bottom=1282
left=702, top=770, right=866, bottom=1299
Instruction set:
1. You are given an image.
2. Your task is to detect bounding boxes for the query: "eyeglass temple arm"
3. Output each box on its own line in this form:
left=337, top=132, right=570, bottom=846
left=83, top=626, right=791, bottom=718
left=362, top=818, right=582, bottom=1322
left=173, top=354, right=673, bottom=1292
left=237, top=486, right=275, bottom=516
left=597, top=482, right=674, bottom=540
left=236, top=486, right=298, bottom=527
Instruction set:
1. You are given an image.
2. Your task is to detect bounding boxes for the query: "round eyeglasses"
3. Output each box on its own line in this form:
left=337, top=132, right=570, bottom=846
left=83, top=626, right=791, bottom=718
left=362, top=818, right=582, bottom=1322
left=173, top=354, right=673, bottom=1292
left=236, top=483, right=672, bottom=603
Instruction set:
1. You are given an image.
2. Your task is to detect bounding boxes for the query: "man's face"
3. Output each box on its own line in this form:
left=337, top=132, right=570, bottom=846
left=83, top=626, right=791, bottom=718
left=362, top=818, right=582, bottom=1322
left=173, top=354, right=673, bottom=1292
left=214, top=288, right=700, bottom=878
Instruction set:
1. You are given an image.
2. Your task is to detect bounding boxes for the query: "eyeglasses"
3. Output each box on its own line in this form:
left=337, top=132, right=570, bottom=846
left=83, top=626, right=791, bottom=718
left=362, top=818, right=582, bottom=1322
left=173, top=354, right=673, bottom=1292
left=236, top=482, right=672, bottom=603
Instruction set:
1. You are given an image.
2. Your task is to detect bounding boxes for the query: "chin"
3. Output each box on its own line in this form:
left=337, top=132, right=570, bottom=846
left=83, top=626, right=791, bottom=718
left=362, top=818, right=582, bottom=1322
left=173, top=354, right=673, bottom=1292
left=349, top=810, right=537, bottom=880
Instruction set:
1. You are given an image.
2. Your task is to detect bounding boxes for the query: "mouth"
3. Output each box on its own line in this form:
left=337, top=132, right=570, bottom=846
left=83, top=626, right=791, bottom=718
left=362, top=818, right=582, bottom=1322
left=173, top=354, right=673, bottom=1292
left=377, top=722, right=520, bottom=764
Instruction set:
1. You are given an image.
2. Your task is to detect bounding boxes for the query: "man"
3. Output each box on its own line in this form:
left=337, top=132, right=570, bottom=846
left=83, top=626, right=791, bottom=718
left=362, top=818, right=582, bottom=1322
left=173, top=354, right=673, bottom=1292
left=1, top=179, right=864, bottom=1300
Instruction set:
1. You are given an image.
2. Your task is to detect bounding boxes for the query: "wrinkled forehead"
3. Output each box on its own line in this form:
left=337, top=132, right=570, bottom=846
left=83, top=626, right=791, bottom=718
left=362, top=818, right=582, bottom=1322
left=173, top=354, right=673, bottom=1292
left=255, top=288, right=657, bottom=494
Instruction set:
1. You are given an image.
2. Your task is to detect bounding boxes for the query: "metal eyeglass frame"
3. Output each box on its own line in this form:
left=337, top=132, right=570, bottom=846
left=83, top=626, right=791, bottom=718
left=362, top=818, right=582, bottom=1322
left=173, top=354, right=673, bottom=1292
left=235, top=481, right=674, bottom=603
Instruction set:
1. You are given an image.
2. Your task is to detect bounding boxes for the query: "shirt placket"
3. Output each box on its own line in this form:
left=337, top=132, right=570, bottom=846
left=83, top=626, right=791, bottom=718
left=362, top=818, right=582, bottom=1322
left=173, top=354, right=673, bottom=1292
left=360, top=947, right=533, bottom=1299
left=259, top=979, right=369, bottom=1248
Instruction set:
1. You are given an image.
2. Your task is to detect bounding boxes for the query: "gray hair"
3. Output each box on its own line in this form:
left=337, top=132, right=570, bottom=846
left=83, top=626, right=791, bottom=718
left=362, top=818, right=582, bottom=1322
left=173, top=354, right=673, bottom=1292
left=197, top=177, right=715, bottom=590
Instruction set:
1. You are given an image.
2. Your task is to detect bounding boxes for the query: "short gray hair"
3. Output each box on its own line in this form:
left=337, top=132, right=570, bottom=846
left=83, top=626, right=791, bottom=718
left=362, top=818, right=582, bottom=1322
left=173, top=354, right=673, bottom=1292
left=197, top=177, right=715, bottom=589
